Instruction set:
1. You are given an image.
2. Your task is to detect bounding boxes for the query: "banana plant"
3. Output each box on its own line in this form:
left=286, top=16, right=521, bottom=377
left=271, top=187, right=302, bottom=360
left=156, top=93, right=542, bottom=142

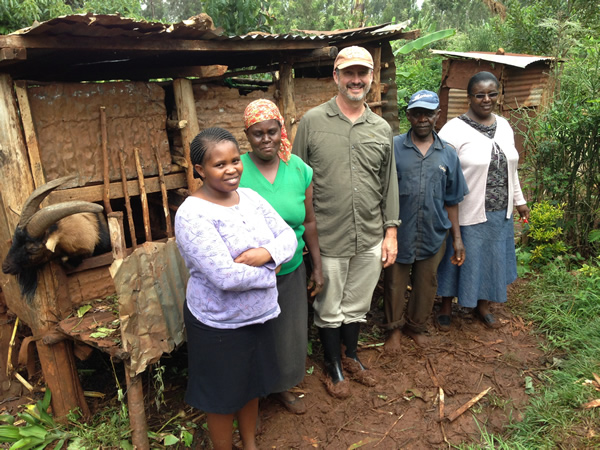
left=394, top=28, right=456, bottom=55
left=0, top=390, right=71, bottom=450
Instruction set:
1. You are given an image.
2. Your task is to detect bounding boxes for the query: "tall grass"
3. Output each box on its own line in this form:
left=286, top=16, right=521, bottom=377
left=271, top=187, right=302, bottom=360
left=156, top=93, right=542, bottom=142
left=470, top=262, right=600, bottom=448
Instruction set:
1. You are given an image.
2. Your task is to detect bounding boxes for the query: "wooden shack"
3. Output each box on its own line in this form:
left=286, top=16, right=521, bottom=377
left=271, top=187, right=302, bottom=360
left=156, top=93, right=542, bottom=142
left=433, top=50, right=556, bottom=159
left=0, top=13, right=417, bottom=448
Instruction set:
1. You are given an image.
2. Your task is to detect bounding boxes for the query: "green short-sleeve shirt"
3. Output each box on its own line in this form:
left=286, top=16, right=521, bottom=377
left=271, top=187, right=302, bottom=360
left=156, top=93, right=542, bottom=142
left=239, top=153, right=312, bottom=275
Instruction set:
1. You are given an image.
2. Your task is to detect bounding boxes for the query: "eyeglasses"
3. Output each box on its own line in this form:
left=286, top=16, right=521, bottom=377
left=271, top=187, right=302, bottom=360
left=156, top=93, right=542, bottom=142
left=471, top=92, right=499, bottom=100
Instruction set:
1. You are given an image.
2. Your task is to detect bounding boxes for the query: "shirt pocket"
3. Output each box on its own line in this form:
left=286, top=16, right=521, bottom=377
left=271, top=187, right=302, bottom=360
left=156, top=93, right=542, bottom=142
left=358, top=141, right=388, bottom=173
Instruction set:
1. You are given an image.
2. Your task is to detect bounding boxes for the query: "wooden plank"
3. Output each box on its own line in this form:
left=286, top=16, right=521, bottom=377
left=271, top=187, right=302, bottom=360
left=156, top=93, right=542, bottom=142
left=99, top=106, right=113, bottom=213
left=0, top=73, right=36, bottom=325
left=13, top=81, right=45, bottom=189
left=0, top=34, right=326, bottom=52
left=46, top=172, right=187, bottom=204
left=279, top=61, right=298, bottom=144
left=58, top=311, right=128, bottom=360
left=67, top=265, right=117, bottom=307
left=108, top=212, right=126, bottom=260
left=0, top=47, right=26, bottom=63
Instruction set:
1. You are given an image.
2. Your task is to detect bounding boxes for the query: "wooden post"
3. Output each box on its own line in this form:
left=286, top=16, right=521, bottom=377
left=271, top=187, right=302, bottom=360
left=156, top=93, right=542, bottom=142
left=0, top=74, right=89, bottom=421
left=278, top=61, right=298, bottom=144
left=154, top=147, right=173, bottom=238
left=134, top=148, right=152, bottom=242
left=100, top=106, right=113, bottom=213
left=110, top=212, right=150, bottom=450
left=125, top=369, right=149, bottom=450
left=371, top=47, right=383, bottom=117
left=118, top=152, right=137, bottom=249
left=173, top=78, right=200, bottom=193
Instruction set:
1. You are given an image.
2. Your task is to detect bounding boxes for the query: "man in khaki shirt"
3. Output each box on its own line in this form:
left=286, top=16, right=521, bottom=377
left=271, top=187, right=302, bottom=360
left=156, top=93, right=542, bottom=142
left=293, top=46, right=400, bottom=398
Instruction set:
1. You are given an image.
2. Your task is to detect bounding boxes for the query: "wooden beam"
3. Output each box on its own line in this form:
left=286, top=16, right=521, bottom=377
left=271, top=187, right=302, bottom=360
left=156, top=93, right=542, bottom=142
left=0, top=47, right=26, bottom=63
left=371, top=47, right=383, bottom=116
left=278, top=61, right=298, bottom=144
left=173, top=78, right=200, bottom=193
left=46, top=172, right=187, bottom=204
left=0, top=35, right=327, bottom=52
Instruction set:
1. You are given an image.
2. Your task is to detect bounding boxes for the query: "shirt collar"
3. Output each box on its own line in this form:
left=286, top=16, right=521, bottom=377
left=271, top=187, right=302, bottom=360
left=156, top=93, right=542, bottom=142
left=326, top=96, right=373, bottom=123
left=405, top=129, right=444, bottom=151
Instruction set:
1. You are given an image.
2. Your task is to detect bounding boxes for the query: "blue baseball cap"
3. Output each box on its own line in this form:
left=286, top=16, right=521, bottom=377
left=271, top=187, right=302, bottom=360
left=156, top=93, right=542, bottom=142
left=407, top=90, right=440, bottom=110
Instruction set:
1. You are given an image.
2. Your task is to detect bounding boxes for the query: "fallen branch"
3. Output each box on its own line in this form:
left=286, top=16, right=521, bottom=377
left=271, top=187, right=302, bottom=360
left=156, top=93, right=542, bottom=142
left=374, top=413, right=404, bottom=446
left=14, top=372, right=33, bottom=392
left=439, top=387, right=445, bottom=421
left=447, top=387, right=492, bottom=422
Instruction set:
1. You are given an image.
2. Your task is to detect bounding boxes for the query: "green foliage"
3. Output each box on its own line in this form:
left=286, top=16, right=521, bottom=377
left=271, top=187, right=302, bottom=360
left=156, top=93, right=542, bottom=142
left=204, top=0, right=274, bottom=35
left=495, top=262, right=600, bottom=448
left=0, top=0, right=71, bottom=33
left=270, top=0, right=352, bottom=33
left=0, top=0, right=143, bottom=34
left=524, top=201, right=568, bottom=266
left=0, top=390, right=72, bottom=449
left=518, top=35, right=600, bottom=257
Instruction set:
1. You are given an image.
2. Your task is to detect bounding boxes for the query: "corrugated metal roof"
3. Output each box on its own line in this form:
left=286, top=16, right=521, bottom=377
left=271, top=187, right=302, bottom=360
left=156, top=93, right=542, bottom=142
left=432, top=50, right=555, bottom=69
left=12, top=13, right=409, bottom=43
left=1, top=14, right=415, bottom=81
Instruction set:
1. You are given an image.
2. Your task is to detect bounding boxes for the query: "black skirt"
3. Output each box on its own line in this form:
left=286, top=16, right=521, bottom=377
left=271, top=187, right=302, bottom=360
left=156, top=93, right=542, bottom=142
left=183, top=301, right=281, bottom=414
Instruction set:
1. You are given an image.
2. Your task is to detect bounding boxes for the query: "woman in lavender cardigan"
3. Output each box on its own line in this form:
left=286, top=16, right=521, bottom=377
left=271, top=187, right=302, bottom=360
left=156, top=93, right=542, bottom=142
left=175, top=127, right=297, bottom=450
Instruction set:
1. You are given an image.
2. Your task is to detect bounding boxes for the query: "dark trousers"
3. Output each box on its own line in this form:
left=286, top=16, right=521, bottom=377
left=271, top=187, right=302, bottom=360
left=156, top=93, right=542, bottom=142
left=383, top=240, right=446, bottom=333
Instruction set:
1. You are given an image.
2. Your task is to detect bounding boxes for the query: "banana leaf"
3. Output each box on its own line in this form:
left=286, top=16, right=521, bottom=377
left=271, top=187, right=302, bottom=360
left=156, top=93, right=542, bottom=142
left=394, top=29, right=456, bottom=55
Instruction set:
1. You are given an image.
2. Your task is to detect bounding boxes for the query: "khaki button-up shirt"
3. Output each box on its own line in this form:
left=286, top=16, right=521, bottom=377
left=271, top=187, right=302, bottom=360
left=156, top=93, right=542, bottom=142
left=292, top=97, right=400, bottom=257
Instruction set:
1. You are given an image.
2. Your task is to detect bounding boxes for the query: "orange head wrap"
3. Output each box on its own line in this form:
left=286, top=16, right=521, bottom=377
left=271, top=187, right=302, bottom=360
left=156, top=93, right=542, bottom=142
left=243, top=99, right=291, bottom=163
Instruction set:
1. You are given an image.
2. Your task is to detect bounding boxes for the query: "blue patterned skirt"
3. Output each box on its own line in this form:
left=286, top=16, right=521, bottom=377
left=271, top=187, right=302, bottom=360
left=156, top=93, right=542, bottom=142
left=436, top=210, right=517, bottom=308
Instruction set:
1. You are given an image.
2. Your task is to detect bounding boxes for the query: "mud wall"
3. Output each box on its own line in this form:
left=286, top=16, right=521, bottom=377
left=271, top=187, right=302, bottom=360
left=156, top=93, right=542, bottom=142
left=28, top=82, right=172, bottom=187
left=174, top=77, right=337, bottom=154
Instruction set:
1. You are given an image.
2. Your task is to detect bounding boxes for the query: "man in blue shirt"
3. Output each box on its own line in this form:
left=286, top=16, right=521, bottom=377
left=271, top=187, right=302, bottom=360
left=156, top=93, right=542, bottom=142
left=383, top=90, right=468, bottom=348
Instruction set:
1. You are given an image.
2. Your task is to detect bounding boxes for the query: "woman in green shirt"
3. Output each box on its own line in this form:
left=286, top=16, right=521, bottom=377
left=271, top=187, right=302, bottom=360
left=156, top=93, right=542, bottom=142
left=240, top=99, right=324, bottom=415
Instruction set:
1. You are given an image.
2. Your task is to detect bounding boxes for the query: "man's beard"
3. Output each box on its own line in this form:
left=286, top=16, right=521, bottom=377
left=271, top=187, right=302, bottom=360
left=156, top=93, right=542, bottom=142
left=339, top=80, right=372, bottom=102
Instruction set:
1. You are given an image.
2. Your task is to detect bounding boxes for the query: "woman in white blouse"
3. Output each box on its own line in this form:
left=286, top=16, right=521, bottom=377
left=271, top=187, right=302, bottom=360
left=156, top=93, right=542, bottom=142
left=435, top=72, right=530, bottom=331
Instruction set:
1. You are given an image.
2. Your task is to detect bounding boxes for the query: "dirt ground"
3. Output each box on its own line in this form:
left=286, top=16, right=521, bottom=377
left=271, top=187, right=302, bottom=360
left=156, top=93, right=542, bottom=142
left=0, top=279, right=544, bottom=449
left=182, top=278, right=543, bottom=449
left=241, top=280, right=544, bottom=449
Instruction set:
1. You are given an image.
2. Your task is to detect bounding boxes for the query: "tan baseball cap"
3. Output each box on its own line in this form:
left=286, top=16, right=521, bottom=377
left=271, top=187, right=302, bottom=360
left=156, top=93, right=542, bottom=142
left=334, top=46, right=374, bottom=70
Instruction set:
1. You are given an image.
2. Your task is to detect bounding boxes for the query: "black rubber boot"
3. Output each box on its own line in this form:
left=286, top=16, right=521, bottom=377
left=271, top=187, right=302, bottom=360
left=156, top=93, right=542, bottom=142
left=318, top=327, right=344, bottom=384
left=340, top=322, right=366, bottom=369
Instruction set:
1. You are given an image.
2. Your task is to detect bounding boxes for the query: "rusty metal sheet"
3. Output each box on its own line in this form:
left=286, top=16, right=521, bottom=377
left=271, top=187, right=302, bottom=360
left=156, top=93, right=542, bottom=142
left=446, top=88, right=470, bottom=122
left=502, top=65, right=551, bottom=109
left=27, top=81, right=171, bottom=187
left=110, top=239, right=188, bottom=377
left=432, top=50, right=555, bottom=69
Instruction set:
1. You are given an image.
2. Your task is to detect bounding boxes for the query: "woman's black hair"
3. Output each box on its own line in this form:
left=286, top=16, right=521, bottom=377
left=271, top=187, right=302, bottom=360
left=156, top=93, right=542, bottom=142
left=467, top=71, right=500, bottom=95
left=190, top=127, right=240, bottom=178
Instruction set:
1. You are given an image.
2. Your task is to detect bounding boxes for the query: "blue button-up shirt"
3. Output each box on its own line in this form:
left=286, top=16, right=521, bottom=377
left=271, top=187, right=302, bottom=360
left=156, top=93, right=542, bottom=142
left=394, top=131, right=468, bottom=263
